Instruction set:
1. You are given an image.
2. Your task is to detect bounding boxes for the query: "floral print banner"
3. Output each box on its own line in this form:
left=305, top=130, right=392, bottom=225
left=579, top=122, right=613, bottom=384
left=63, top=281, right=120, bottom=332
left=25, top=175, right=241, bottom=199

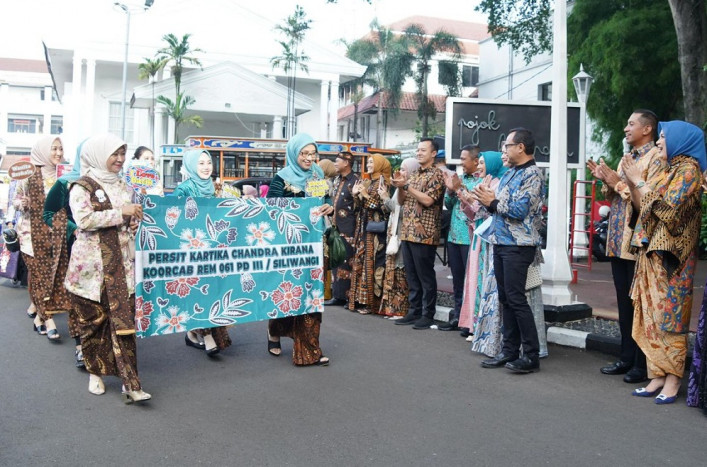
left=134, top=196, right=325, bottom=337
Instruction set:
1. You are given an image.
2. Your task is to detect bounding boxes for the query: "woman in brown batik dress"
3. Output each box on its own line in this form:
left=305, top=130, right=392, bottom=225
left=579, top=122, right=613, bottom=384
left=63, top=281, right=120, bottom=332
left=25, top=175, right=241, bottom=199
left=65, top=133, right=150, bottom=403
left=13, top=135, right=72, bottom=341
left=348, top=154, right=392, bottom=315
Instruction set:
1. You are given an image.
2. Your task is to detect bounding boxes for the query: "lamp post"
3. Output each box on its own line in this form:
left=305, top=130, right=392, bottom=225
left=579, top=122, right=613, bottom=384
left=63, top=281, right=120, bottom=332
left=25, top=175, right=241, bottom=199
left=571, top=64, right=593, bottom=259
left=114, top=0, right=154, bottom=141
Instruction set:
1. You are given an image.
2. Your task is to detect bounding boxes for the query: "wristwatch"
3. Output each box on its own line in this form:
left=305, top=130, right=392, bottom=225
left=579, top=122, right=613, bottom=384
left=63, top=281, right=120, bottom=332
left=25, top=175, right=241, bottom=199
left=636, top=181, right=646, bottom=189
left=403, top=183, right=409, bottom=191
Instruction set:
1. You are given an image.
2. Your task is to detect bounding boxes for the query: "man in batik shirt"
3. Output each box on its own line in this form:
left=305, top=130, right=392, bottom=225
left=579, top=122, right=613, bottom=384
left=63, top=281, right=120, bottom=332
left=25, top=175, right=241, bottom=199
left=324, top=151, right=359, bottom=306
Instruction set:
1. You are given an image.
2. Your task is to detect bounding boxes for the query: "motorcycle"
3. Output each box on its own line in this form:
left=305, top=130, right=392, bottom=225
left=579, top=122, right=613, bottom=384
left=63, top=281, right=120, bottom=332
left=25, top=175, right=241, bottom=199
left=591, top=205, right=610, bottom=262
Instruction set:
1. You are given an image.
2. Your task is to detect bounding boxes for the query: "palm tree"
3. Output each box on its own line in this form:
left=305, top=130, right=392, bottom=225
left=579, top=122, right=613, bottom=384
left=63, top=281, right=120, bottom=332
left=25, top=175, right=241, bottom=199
left=403, top=24, right=461, bottom=138
left=157, top=33, right=203, bottom=98
left=344, top=20, right=414, bottom=146
left=156, top=92, right=204, bottom=142
left=270, top=6, right=311, bottom=138
left=138, top=57, right=167, bottom=149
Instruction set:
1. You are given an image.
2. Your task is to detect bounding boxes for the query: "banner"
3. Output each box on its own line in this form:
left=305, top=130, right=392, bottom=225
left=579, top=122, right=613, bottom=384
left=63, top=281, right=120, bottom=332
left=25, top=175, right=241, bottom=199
left=135, top=196, right=325, bottom=338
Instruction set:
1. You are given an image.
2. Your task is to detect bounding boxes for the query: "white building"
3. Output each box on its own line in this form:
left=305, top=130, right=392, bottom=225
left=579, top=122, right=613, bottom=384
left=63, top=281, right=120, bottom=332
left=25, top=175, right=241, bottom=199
left=337, top=16, right=490, bottom=153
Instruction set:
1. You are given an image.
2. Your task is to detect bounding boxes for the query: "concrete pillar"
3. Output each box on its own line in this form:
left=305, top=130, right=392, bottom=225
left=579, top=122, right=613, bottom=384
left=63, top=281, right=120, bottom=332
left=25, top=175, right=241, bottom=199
left=319, top=80, right=329, bottom=140
left=70, top=52, right=84, bottom=146
left=0, top=83, right=9, bottom=141
left=154, top=105, right=166, bottom=149
left=273, top=115, right=283, bottom=139
left=84, top=58, right=96, bottom=139
left=328, top=80, right=339, bottom=141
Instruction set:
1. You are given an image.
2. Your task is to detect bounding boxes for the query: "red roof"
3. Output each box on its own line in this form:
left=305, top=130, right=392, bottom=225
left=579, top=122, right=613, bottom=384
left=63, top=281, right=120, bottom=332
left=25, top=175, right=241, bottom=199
left=337, top=91, right=447, bottom=120
left=0, top=58, right=49, bottom=74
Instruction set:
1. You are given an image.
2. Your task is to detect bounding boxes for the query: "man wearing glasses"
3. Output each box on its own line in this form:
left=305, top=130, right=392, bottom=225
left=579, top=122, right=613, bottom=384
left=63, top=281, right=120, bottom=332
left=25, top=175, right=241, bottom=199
left=473, top=128, right=545, bottom=373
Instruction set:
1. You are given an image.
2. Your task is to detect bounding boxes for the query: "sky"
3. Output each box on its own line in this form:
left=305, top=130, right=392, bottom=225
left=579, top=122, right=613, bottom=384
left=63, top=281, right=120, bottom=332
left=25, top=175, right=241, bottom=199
left=0, top=0, right=488, bottom=61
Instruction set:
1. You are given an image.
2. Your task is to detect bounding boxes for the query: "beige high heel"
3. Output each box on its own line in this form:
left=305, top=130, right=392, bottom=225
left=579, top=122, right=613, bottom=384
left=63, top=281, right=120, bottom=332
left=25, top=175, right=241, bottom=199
left=122, top=389, right=152, bottom=404
left=88, top=374, right=105, bottom=395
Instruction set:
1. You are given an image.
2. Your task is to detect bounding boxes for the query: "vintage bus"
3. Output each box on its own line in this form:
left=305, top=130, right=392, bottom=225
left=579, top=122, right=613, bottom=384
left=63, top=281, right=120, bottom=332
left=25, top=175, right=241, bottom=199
left=160, top=136, right=400, bottom=191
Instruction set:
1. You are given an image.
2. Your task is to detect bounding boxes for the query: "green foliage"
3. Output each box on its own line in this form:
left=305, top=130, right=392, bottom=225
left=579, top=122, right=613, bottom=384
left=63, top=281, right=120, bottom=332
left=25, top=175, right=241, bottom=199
left=156, top=92, right=204, bottom=142
left=157, top=33, right=203, bottom=98
left=476, top=0, right=553, bottom=63
left=568, top=0, right=681, bottom=166
left=438, top=61, right=461, bottom=97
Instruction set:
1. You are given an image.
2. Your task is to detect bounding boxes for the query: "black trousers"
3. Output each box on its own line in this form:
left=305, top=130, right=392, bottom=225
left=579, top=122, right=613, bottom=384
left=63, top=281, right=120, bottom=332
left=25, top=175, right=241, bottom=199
left=401, top=241, right=438, bottom=319
left=494, top=245, right=539, bottom=360
left=609, top=257, right=647, bottom=371
left=447, top=242, right=469, bottom=322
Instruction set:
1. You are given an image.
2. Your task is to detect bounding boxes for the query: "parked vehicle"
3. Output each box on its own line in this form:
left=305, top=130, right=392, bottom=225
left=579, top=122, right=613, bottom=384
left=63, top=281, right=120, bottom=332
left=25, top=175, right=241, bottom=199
left=591, top=205, right=610, bottom=262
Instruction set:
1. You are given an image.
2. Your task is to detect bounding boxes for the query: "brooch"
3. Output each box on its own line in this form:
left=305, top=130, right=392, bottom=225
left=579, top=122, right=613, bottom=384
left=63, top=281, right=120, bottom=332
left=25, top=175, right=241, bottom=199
left=95, top=189, right=107, bottom=203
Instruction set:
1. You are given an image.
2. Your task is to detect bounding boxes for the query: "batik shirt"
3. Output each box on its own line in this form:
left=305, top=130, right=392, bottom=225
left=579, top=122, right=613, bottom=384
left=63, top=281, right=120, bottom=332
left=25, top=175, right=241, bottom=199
left=604, top=143, right=666, bottom=260
left=444, top=174, right=480, bottom=245
left=489, top=160, right=544, bottom=247
left=399, top=166, right=445, bottom=245
left=331, top=171, right=359, bottom=243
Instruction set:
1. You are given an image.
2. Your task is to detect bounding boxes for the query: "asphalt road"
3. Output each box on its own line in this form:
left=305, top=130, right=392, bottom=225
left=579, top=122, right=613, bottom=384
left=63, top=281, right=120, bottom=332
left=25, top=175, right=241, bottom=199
left=1, top=280, right=705, bottom=467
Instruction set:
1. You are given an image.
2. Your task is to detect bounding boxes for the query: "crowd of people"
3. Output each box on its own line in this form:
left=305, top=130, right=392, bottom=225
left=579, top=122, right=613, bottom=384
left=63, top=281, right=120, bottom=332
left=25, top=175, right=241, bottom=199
left=2, top=115, right=707, bottom=414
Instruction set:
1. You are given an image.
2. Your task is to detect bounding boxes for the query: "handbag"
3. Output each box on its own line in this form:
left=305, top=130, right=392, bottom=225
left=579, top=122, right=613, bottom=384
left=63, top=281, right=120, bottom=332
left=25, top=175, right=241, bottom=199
left=2, top=229, right=20, bottom=253
left=366, top=220, right=387, bottom=234
left=385, top=202, right=402, bottom=255
left=326, top=225, right=347, bottom=269
left=525, top=263, right=543, bottom=290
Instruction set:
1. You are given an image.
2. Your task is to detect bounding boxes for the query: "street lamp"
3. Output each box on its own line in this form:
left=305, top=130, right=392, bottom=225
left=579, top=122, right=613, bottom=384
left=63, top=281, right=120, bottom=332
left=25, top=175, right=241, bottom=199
left=114, top=0, right=154, bottom=141
left=571, top=64, right=594, bottom=259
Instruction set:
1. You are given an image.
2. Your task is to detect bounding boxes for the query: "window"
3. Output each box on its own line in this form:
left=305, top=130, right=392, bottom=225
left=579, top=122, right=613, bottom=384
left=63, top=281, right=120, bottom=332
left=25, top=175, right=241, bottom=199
left=539, top=82, right=552, bottom=101
left=50, top=116, right=63, bottom=134
left=461, top=65, right=479, bottom=87
left=108, top=102, right=135, bottom=143
left=8, top=115, right=41, bottom=133
left=438, top=61, right=459, bottom=86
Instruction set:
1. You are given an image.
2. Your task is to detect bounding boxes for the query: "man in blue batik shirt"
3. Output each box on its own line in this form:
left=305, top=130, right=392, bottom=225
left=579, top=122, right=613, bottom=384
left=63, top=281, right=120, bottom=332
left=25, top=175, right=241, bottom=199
left=472, top=128, right=545, bottom=374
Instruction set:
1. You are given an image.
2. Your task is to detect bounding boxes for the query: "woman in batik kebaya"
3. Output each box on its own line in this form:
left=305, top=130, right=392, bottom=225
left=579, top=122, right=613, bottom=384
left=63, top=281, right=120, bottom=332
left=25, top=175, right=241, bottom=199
left=66, top=133, right=150, bottom=403
left=173, top=149, right=233, bottom=357
left=623, top=121, right=705, bottom=405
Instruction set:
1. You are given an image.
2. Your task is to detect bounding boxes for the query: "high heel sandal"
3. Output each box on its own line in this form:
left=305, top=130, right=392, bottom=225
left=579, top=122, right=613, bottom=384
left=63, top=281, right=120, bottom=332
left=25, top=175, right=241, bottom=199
left=46, top=328, right=60, bottom=341
left=185, top=332, right=205, bottom=350
left=88, top=374, right=105, bottom=395
left=122, top=389, right=152, bottom=404
left=267, top=339, right=281, bottom=357
left=314, top=356, right=330, bottom=366
left=33, top=322, right=47, bottom=335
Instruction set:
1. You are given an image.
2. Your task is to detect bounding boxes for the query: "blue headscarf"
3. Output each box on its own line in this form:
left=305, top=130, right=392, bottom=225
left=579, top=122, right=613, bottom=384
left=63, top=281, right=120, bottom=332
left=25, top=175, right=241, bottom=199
left=58, top=138, right=88, bottom=183
left=480, top=151, right=508, bottom=179
left=659, top=121, right=707, bottom=171
left=275, top=133, right=324, bottom=191
left=181, top=149, right=215, bottom=197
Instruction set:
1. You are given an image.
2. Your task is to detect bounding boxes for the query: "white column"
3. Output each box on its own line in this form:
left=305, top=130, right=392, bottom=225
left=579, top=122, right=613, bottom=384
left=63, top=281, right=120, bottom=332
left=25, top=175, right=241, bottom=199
left=70, top=52, right=84, bottom=146
left=273, top=115, right=283, bottom=139
left=0, top=83, right=8, bottom=142
left=84, top=58, right=96, bottom=138
left=42, top=86, right=52, bottom=136
left=167, top=109, right=176, bottom=145
left=328, top=80, right=339, bottom=141
left=319, top=80, right=329, bottom=140
left=542, top=0, right=574, bottom=305
left=154, top=105, right=166, bottom=150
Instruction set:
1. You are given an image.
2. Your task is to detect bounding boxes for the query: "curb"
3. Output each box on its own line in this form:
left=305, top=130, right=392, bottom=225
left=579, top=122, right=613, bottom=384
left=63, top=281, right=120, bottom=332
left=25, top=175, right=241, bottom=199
left=547, top=326, right=621, bottom=357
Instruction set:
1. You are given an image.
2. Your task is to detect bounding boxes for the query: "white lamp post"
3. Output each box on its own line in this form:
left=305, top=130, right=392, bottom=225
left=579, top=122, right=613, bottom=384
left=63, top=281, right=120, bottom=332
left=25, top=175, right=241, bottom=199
left=570, top=64, right=594, bottom=259
left=114, top=0, right=154, bottom=141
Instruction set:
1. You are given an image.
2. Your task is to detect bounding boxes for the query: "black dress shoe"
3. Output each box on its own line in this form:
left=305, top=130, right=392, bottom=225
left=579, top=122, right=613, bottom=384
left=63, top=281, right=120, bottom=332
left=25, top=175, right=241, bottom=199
left=395, top=314, right=419, bottom=325
left=323, top=298, right=347, bottom=306
left=481, top=353, right=516, bottom=368
left=600, top=360, right=632, bottom=375
left=505, top=356, right=540, bottom=374
left=623, top=368, right=648, bottom=384
left=459, top=327, right=471, bottom=337
left=185, top=333, right=205, bottom=350
left=437, top=320, right=459, bottom=331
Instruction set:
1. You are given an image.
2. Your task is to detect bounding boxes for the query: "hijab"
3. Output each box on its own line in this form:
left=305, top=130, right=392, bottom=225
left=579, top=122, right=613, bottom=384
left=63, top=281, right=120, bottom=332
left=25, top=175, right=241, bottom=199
left=659, top=121, right=707, bottom=171
left=59, top=138, right=88, bottom=184
left=480, top=151, right=508, bottom=179
left=392, top=158, right=421, bottom=200
left=317, top=158, right=337, bottom=179
left=30, top=135, right=62, bottom=179
left=80, top=133, right=126, bottom=185
left=180, top=149, right=215, bottom=197
left=276, top=133, right=324, bottom=191
left=369, top=154, right=392, bottom=184
left=241, top=184, right=257, bottom=197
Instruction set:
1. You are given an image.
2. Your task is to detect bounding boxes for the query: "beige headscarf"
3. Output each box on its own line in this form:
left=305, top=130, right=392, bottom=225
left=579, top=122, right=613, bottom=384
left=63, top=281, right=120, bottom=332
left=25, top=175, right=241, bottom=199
left=30, top=135, right=62, bottom=179
left=317, top=159, right=337, bottom=179
left=80, top=133, right=127, bottom=185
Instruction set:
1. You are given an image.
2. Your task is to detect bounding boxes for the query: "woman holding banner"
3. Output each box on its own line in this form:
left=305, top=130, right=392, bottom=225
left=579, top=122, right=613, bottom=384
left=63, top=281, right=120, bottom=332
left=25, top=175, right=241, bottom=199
left=66, top=133, right=150, bottom=403
left=266, top=133, right=333, bottom=366
left=43, top=139, right=88, bottom=367
left=13, top=135, right=72, bottom=341
left=173, top=149, right=233, bottom=357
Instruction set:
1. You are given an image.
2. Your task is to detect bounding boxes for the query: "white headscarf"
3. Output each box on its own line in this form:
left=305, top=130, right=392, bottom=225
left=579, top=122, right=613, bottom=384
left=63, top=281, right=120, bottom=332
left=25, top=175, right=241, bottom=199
left=80, top=133, right=127, bottom=185
left=30, top=135, right=62, bottom=179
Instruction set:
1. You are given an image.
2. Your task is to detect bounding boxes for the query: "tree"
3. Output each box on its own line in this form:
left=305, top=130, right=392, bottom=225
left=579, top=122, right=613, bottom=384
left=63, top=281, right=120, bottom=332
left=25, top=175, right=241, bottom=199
left=476, top=0, right=707, bottom=132
left=403, top=24, right=461, bottom=138
left=156, top=92, right=204, bottom=143
left=567, top=0, right=682, bottom=163
left=138, top=57, right=168, bottom=149
left=271, top=6, right=311, bottom=139
left=154, top=33, right=204, bottom=143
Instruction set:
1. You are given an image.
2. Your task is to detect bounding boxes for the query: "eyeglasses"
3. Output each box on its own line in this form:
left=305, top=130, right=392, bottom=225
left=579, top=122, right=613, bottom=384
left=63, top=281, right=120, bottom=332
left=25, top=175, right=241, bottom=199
left=502, top=143, right=520, bottom=151
left=299, top=151, right=318, bottom=159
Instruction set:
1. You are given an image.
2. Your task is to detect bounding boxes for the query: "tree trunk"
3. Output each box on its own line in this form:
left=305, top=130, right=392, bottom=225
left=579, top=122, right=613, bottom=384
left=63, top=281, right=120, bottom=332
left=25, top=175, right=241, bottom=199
left=352, top=103, right=359, bottom=142
left=376, top=91, right=383, bottom=147
left=150, top=80, right=155, bottom=150
left=667, top=0, right=706, bottom=128
left=422, top=66, right=429, bottom=138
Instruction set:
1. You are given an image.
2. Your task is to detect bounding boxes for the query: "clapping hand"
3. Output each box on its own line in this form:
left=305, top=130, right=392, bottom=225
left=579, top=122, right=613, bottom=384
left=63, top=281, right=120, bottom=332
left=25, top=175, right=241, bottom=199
left=391, top=170, right=407, bottom=188
left=620, top=154, right=642, bottom=186
left=444, top=172, right=462, bottom=192
left=471, top=177, right=496, bottom=207
left=351, top=179, right=363, bottom=196
left=377, top=181, right=390, bottom=201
